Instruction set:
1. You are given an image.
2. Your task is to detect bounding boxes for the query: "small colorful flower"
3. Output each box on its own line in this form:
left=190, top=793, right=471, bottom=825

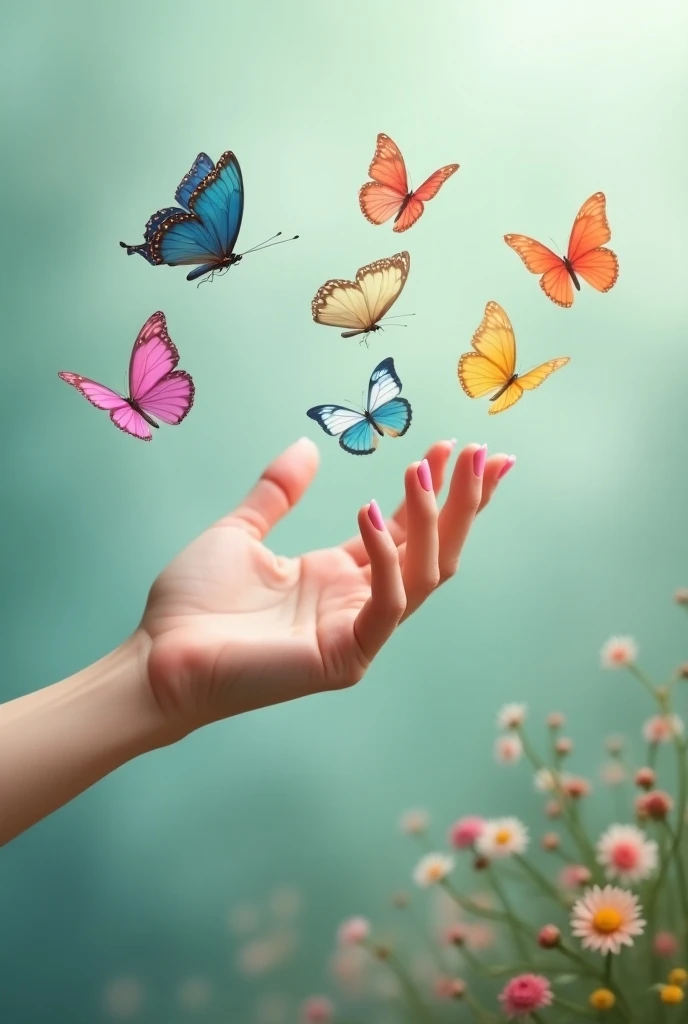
left=475, top=817, right=529, bottom=859
left=413, top=853, right=454, bottom=887
left=498, top=974, right=553, bottom=1019
left=659, top=984, right=684, bottom=1005
left=444, top=924, right=469, bottom=946
left=589, top=988, right=616, bottom=1010
left=538, top=924, right=561, bottom=949
left=635, top=766, right=656, bottom=789
left=546, top=711, right=565, bottom=729
left=497, top=703, right=527, bottom=730
left=434, top=976, right=466, bottom=999
left=465, top=921, right=496, bottom=951
left=596, top=824, right=658, bottom=884
left=571, top=884, right=646, bottom=954
left=600, top=636, right=638, bottom=669
left=636, top=790, right=673, bottom=821
left=337, top=917, right=370, bottom=946
left=559, top=864, right=592, bottom=889
left=545, top=799, right=562, bottom=818
left=643, top=714, right=685, bottom=745
left=669, top=968, right=688, bottom=987
left=655, top=932, right=680, bottom=958
left=674, top=587, right=688, bottom=606
left=677, top=663, right=688, bottom=680
left=448, top=816, right=485, bottom=849
left=494, top=734, right=523, bottom=764
left=541, top=832, right=560, bottom=852
left=448, top=979, right=466, bottom=998
left=605, top=734, right=624, bottom=754
left=555, top=736, right=573, bottom=756
left=600, top=761, right=627, bottom=786
left=563, top=776, right=592, bottom=799
left=534, top=768, right=558, bottom=792
left=399, top=808, right=429, bottom=835
left=301, top=996, right=334, bottom=1023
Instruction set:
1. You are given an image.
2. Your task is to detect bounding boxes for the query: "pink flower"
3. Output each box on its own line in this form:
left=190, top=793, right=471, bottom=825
left=337, top=917, right=370, bottom=946
left=643, top=714, right=684, bottom=745
left=546, top=712, right=565, bottom=729
left=464, top=922, right=496, bottom=951
left=538, top=925, right=561, bottom=949
left=654, top=931, right=680, bottom=957
left=635, top=766, right=656, bottom=789
left=497, top=703, right=527, bottom=729
left=443, top=924, right=469, bottom=946
left=563, top=775, right=592, bottom=799
left=499, top=975, right=553, bottom=1018
left=636, top=790, right=673, bottom=821
left=600, top=636, right=638, bottom=669
left=596, top=825, right=658, bottom=884
left=674, top=588, right=688, bottom=606
left=301, top=997, right=334, bottom=1023
left=555, top=737, right=573, bottom=756
left=434, top=976, right=466, bottom=999
left=494, top=735, right=523, bottom=764
left=559, top=864, right=592, bottom=889
left=545, top=800, right=562, bottom=818
left=541, top=832, right=560, bottom=851
left=449, top=816, right=485, bottom=849
left=571, top=885, right=646, bottom=954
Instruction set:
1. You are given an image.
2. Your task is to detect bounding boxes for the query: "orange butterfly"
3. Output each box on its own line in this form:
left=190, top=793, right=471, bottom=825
left=504, top=192, right=619, bottom=307
left=359, top=134, right=459, bottom=233
left=458, top=301, right=570, bottom=415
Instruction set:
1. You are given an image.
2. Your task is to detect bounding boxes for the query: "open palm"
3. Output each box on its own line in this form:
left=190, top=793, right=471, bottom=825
left=142, top=437, right=513, bottom=731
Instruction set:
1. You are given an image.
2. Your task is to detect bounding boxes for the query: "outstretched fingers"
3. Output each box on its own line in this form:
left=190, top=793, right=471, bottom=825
left=353, top=501, right=407, bottom=662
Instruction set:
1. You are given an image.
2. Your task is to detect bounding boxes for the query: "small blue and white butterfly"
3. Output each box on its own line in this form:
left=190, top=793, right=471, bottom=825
left=307, top=357, right=412, bottom=455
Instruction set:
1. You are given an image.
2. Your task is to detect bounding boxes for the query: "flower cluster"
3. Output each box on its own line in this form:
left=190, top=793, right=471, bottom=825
left=301, top=594, right=688, bottom=1023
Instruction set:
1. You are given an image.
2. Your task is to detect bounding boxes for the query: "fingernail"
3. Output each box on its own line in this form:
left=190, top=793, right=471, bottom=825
left=473, top=444, right=488, bottom=478
left=417, top=458, right=432, bottom=491
left=368, top=500, right=386, bottom=531
left=498, top=455, right=516, bottom=480
left=449, top=438, right=458, bottom=448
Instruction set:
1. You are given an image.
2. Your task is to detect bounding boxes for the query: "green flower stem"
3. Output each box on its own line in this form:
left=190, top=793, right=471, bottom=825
left=382, top=948, right=435, bottom=1024
left=486, top=866, right=532, bottom=961
left=627, top=663, right=658, bottom=701
left=465, top=990, right=497, bottom=1024
left=514, top=853, right=570, bottom=907
left=441, top=879, right=533, bottom=935
left=553, top=995, right=600, bottom=1020
left=482, top=961, right=589, bottom=977
left=663, top=817, right=688, bottom=937
left=517, top=727, right=599, bottom=875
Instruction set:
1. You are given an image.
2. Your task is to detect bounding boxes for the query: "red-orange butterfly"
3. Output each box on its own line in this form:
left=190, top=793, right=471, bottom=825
left=504, top=192, right=619, bottom=307
left=359, top=134, right=459, bottom=233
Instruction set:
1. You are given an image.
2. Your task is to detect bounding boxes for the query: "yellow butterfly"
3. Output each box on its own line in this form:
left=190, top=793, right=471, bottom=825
left=458, top=301, right=570, bottom=414
left=311, top=251, right=410, bottom=340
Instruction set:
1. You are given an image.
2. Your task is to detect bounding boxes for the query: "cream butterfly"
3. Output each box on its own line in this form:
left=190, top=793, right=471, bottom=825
left=311, top=251, right=410, bottom=341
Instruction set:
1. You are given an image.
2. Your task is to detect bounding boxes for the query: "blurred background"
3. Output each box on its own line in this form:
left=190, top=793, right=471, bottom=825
left=1, top=0, right=687, bottom=1020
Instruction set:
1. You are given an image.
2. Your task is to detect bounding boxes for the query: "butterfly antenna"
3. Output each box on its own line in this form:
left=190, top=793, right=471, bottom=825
left=381, top=313, right=416, bottom=320
left=549, top=236, right=562, bottom=255
left=240, top=232, right=299, bottom=256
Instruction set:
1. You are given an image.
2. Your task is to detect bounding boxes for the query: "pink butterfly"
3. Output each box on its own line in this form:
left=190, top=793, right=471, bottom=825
left=59, top=312, right=194, bottom=441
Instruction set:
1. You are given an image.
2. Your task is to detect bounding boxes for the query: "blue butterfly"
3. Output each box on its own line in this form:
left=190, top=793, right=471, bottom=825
left=307, top=357, right=412, bottom=455
left=120, top=151, right=297, bottom=282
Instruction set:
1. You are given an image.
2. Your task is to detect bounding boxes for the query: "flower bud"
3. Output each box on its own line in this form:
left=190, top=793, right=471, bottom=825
left=541, top=832, right=560, bottom=851
left=635, top=766, right=656, bottom=790
left=538, top=924, right=561, bottom=949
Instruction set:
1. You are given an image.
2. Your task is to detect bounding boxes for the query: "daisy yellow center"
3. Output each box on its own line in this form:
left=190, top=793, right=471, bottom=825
left=494, top=829, right=513, bottom=845
left=427, top=864, right=443, bottom=881
left=592, top=907, right=623, bottom=933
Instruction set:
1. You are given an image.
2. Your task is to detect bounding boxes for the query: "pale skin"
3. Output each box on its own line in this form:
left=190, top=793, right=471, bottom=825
left=0, top=437, right=514, bottom=847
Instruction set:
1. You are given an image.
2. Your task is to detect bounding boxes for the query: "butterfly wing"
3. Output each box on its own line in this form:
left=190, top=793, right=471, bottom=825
left=306, top=405, right=375, bottom=455
left=564, top=192, right=618, bottom=293
left=470, top=301, right=517, bottom=378
left=175, top=152, right=216, bottom=210
left=359, top=134, right=408, bottom=226
left=504, top=234, right=573, bottom=307
left=58, top=372, right=152, bottom=440
left=458, top=352, right=510, bottom=399
left=128, top=311, right=194, bottom=425
left=370, top=398, right=411, bottom=437
left=393, top=164, right=460, bottom=233
left=366, top=357, right=412, bottom=438
left=311, top=252, right=410, bottom=336
left=489, top=357, right=570, bottom=416
left=359, top=183, right=408, bottom=227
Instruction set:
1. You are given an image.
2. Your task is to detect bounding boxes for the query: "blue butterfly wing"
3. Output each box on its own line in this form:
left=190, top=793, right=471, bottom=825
left=175, top=153, right=215, bottom=210
left=367, top=357, right=412, bottom=437
left=370, top=398, right=412, bottom=437
left=186, top=151, right=244, bottom=259
left=120, top=207, right=184, bottom=265
left=306, top=405, right=377, bottom=455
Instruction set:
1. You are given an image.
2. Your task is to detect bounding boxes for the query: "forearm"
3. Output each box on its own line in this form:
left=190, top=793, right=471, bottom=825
left=0, top=631, right=175, bottom=847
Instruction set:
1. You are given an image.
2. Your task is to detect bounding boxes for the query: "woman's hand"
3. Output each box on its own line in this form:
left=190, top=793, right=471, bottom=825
left=142, top=438, right=514, bottom=735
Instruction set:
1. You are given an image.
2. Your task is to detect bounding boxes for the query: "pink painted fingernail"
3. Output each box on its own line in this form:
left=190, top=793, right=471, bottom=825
left=498, top=455, right=516, bottom=480
left=368, top=500, right=386, bottom=531
left=417, top=458, right=432, bottom=491
left=473, top=444, right=488, bottom=478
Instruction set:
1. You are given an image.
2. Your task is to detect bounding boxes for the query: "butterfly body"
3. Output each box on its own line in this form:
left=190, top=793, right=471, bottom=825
left=307, top=357, right=411, bottom=455
left=59, top=312, right=194, bottom=441
left=458, top=301, right=569, bottom=415
left=504, top=192, right=617, bottom=307
left=359, top=133, right=458, bottom=232
left=120, top=151, right=246, bottom=282
left=312, top=252, right=410, bottom=341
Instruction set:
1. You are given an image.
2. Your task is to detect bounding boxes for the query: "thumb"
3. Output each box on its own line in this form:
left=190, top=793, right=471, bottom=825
left=222, top=437, right=320, bottom=539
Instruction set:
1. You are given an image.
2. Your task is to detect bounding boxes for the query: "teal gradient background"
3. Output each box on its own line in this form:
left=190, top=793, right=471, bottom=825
left=1, top=0, right=687, bottom=1020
